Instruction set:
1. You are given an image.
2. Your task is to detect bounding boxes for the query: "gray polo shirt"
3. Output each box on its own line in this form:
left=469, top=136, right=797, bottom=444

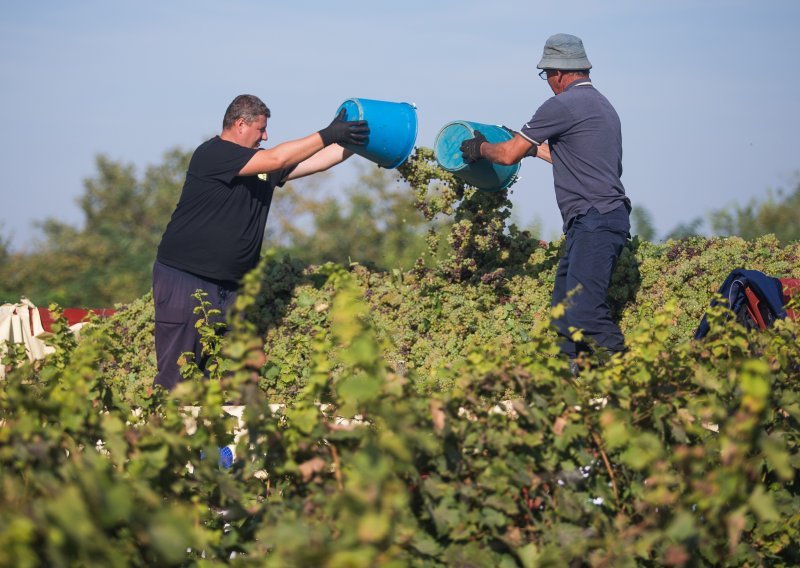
left=520, top=78, right=630, bottom=230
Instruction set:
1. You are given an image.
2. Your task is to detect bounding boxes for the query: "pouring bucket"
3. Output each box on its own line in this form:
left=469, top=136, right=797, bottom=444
left=434, top=121, right=520, bottom=191
left=336, top=98, right=418, bottom=169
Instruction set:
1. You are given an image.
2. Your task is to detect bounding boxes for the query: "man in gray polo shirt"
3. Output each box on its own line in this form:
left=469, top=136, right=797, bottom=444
left=461, top=33, right=631, bottom=367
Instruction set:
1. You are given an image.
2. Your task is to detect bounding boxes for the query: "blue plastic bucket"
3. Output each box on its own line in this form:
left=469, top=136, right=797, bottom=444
left=434, top=121, right=520, bottom=191
left=336, top=98, right=418, bottom=169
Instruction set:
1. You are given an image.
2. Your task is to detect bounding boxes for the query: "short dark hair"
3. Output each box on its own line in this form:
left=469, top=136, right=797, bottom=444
left=222, top=95, right=271, bottom=130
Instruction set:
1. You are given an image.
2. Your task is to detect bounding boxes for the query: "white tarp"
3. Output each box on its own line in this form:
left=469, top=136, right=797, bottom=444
left=0, top=298, right=55, bottom=378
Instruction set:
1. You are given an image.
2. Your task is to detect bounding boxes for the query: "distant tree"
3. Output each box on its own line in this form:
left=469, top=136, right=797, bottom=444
left=708, top=179, right=800, bottom=243
left=506, top=211, right=545, bottom=242
left=0, top=225, right=10, bottom=301
left=0, top=224, right=9, bottom=263
left=269, top=163, right=432, bottom=270
left=663, top=217, right=705, bottom=241
left=0, top=149, right=190, bottom=306
left=630, top=206, right=657, bottom=242
left=0, top=153, right=437, bottom=307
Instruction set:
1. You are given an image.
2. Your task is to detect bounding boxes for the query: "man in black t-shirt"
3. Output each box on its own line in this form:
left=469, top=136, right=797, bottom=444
left=153, top=94, right=368, bottom=390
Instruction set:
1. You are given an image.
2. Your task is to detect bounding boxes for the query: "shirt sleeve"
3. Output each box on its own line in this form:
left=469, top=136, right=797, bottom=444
left=192, top=140, right=259, bottom=185
left=274, top=165, right=297, bottom=188
left=520, top=96, right=574, bottom=145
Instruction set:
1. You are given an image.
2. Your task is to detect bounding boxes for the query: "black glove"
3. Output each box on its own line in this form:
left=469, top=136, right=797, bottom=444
left=460, top=130, right=487, bottom=164
left=319, top=109, right=370, bottom=146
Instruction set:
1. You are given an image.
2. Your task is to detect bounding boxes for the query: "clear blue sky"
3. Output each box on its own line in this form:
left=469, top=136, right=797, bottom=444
left=2, top=0, right=799, bottom=249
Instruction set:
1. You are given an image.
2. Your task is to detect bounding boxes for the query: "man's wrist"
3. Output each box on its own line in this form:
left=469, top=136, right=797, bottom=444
left=318, top=129, right=332, bottom=147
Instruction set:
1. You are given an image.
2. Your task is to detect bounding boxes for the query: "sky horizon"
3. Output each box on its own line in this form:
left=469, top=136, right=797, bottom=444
left=2, top=1, right=799, bottom=251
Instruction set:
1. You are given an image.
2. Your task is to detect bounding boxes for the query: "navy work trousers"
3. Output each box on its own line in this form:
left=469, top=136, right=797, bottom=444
left=551, top=205, right=630, bottom=359
left=152, top=261, right=238, bottom=391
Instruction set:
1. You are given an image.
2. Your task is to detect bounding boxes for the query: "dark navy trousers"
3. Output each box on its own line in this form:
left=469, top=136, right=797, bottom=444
left=152, top=261, right=238, bottom=391
left=551, top=206, right=630, bottom=359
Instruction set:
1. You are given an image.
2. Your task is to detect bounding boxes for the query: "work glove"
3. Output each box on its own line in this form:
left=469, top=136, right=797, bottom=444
left=319, top=109, right=370, bottom=146
left=460, top=130, right=487, bottom=164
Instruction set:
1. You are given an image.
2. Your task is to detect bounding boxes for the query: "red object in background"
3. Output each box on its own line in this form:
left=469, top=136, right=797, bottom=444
left=743, top=287, right=768, bottom=330
left=780, top=278, right=800, bottom=321
left=35, top=308, right=116, bottom=333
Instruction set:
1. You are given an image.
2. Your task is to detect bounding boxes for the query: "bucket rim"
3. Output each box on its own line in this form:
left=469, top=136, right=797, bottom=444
left=433, top=120, right=488, bottom=173
left=433, top=120, right=521, bottom=190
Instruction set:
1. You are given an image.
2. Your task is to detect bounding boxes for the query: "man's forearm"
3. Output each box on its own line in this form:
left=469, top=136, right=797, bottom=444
left=479, top=135, right=532, bottom=166
left=286, top=145, right=353, bottom=181
left=536, top=142, right=552, bottom=164
left=239, top=134, right=325, bottom=176
left=480, top=141, right=509, bottom=164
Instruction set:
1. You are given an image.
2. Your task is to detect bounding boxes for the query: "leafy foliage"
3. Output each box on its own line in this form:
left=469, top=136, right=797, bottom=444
left=2, top=150, right=800, bottom=566
left=3, top=264, right=800, bottom=566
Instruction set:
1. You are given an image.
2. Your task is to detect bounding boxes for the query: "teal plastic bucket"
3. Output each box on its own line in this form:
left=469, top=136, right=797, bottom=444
left=336, top=98, right=418, bottom=169
left=434, top=121, right=520, bottom=191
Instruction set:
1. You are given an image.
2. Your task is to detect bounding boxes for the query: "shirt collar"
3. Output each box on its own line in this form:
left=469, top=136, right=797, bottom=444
left=564, top=77, right=593, bottom=91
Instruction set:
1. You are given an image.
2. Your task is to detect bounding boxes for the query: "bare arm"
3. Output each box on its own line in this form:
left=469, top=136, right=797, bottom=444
left=285, top=144, right=354, bottom=181
left=536, top=142, right=552, bottom=164
left=478, top=134, right=552, bottom=165
left=238, top=133, right=326, bottom=176
left=479, top=133, right=536, bottom=165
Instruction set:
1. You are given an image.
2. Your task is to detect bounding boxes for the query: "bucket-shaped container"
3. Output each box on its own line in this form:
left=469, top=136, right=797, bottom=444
left=434, top=121, right=520, bottom=191
left=336, top=98, right=417, bottom=169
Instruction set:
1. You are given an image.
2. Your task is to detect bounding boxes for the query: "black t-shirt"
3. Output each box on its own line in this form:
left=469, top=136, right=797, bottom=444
left=157, top=136, right=291, bottom=282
